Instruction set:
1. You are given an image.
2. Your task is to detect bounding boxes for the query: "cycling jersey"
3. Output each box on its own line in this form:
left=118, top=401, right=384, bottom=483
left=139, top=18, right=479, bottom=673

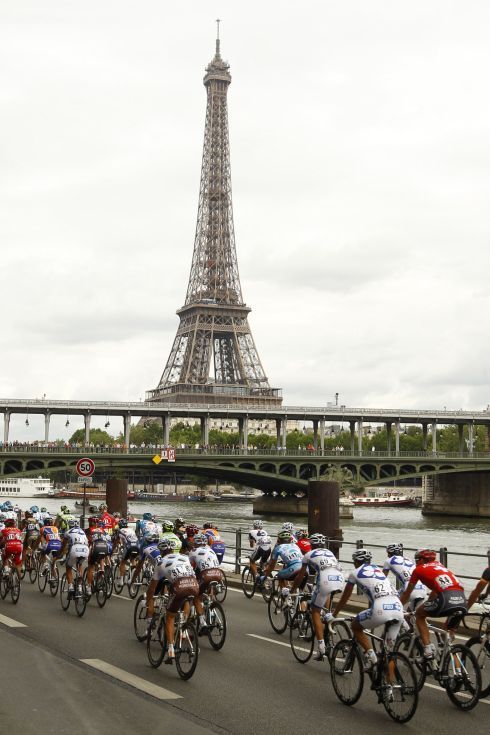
left=203, top=528, right=226, bottom=562
left=302, top=547, right=339, bottom=574
left=189, top=546, right=220, bottom=572
left=349, top=564, right=403, bottom=647
left=99, top=512, right=117, bottom=535
left=160, top=531, right=182, bottom=552
left=383, top=554, right=426, bottom=594
left=23, top=518, right=40, bottom=545
left=409, top=562, right=463, bottom=593
left=136, top=519, right=158, bottom=539
left=303, top=548, right=344, bottom=608
left=57, top=513, right=75, bottom=532
left=117, top=527, right=138, bottom=548
left=296, top=538, right=312, bottom=554
left=271, top=542, right=303, bottom=579
left=40, top=525, right=62, bottom=555
left=249, top=529, right=272, bottom=549
left=347, top=564, right=394, bottom=604
left=64, top=527, right=89, bottom=548
left=0, top=527, right=23, bottom=566
left=152, top=553, right=195, bottom=583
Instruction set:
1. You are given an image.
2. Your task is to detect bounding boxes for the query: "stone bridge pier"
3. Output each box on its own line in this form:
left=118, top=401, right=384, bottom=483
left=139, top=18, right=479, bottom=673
left=422, top=471, right=490, bottom=518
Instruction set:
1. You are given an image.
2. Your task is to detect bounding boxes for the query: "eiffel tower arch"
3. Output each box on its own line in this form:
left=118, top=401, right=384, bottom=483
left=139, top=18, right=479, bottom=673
left=147, top=33, right=282, bottom=408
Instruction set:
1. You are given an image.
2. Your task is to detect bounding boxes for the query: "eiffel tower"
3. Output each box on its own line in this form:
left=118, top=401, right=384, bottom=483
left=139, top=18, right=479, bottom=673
left=147, top=29, right=282, bottom=407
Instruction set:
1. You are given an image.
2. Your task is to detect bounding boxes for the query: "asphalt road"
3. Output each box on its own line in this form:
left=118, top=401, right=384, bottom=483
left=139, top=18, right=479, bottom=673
left=0, top=577, right=488, bottom=735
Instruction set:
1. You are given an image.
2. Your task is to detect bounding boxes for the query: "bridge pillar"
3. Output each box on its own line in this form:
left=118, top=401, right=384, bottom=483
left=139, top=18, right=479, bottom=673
left=386, top=422, right=392, bottom=455
left=468, top=424, right=474, bottom=456
left=275, top=420, right=282, bottom=450
left=3, top=411, right=10, bottom=444
left=458, top=425, right=465, bottom=453
left=349, top=422, right=355, bottom=453
left=308, top=479, right=343, bottom=558
left=431, top=421, right=437, bottom=453
left=200, top=415, right=209, bottom=448
left=239, top=417, right=249, bottom=454
left=44, top=412, right=50, bottom=443
left=84, top=413, right=91, bottom=446
left=123, top=413, right=131, bottom=448
left=106, top=478, right=127, bottom=517
left=161, top=414, right=170, bottom=446
left=422, top=423, right=428, bottom=451
left=313, top=420, right=318, bottom=451
left=395, top=420, right=400, bottom=455
left=422, top=471, right=490, bottom=518
left=282, top=419, right=287, bottom=450
left=357, top=421, right=363, bottom=456
left=319, top=419, right=325, bottom=454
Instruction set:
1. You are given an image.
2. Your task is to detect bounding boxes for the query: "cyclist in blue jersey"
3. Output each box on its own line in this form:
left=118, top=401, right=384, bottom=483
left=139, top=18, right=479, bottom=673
left=259, top=530, right=303, bottom=601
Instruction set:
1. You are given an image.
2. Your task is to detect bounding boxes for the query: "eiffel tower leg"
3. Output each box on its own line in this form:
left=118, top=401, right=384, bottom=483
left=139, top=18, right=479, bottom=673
left=238, top=417, right=248, bottom=454
left=161, top=415, right=170, bottom=446
left=200, top=416, right=209, bottom=449
left=275, top=420, right=281, bottom=450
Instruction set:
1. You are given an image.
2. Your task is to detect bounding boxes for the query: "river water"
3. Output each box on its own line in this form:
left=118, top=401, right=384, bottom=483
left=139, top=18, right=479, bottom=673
left=16, top=496, right=489, bottom=589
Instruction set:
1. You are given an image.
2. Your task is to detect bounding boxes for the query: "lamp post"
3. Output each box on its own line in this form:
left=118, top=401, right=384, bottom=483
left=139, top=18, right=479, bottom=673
left=335, top=392, right=339, bottom=406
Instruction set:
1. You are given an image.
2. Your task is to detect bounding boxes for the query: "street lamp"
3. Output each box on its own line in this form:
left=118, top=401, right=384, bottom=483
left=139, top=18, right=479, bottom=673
left=335, top=392, right=339, bottom=406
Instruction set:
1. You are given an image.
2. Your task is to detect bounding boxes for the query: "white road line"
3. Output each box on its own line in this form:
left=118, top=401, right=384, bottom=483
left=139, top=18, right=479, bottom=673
left=248, top=634, right=490, bottom=705
left=112, top=594, right=134, bottom=602
left=0, top=613, right=27, bottom=628
left=80, top=659, right=182, bottom=701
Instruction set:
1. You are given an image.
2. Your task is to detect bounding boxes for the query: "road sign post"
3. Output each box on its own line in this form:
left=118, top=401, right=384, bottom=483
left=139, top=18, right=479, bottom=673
left=76, top=458, right=95, bottom=529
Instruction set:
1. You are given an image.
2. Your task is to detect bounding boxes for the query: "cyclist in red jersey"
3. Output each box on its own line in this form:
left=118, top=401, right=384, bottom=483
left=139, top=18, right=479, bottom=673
left=295, top=529, right=311, bottom=555
left=98, top=504, right=116, bottom=535
left=400, top=548, right=467, bottom=659
left=0, top=519, right=23, bottom=573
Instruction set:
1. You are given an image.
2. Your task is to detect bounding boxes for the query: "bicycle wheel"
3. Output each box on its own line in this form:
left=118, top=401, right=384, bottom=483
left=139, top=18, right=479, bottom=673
left=268, top=590, right=289, bottom=634
left=49, top=564, right=60, bottom=597
left=207, top=601, right=227, bottom=650
left=330, top=639, right=364, bottom=705
left=443, top=644, right=482, bottom=711
left=95, top=571, right=107, bottom=608
left=261, top=576, right=274, bottom=603
left=215, top=570, right=227, bottom=603
left=104, top=564, right=113, bottom=598
left=38, top=559, right=49, bottom=593
left=113, top=565, right=125, bottom=595
left=394, top=633, right=427, bottom=691
left=74, top=578, right=88, bottom=617
left=175, top=622, right=199, bottom=680
left=134, top=594, right=148, bottom=642
left=381, top=651, right=418, bottom=724
left=467, top=635, right=490, bottom=698
left=28, top=555, right=37, bottom=584
left=290, top=610, right=314, bottom=663
left=20, top=559, right=27, bottom=580
left=128, top=569, right=141, bottom=599
left=241, top=566, right=255, bottom=599
left=10, top=569, right=21, bottom=604
left=60, top=573, right=71, bottom=611
left=147, top=615, right=166, bottom=668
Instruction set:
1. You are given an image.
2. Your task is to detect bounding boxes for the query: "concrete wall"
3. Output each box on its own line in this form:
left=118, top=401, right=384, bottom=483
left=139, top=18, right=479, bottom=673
left=253, top=494, right=353, bottom=519
left=422, top=471, right=490, bottom=518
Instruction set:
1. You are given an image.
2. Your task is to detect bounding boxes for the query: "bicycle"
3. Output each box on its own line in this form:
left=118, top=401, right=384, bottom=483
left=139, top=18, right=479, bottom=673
left=128, top=558, right=153, bottom=599
left=241, top=561, right=274, bottom=602
left=395, top=615, right=481, bottom=710
left=134, top=582, right=170, bottom=643
left=193, top=584, right=227, bottom=650
left=21, top=545, right=39, bottom=584
left=465, top=597, right=490, bottom=699
left=267, top=580, right=312, bottom=635
left=290, top=605, right=351, bottom=664
left=83, top=562, right=108, bottom=608
left=37, top=550, right=60, bottom=597
left=147, top=594, right=199, bottom=679
left=60, top=562, right=88, bottom=617
left=0, top=555, right=21, bottom=604
left=214, top=568, right=227, bottom=603
left=113, top=549, right=139, bottom=595
left=330, top=621, right=419, bottom=723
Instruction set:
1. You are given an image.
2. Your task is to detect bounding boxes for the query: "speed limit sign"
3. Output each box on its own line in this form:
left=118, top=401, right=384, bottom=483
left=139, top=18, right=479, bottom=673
left=76, top=457, right=95, bottom=477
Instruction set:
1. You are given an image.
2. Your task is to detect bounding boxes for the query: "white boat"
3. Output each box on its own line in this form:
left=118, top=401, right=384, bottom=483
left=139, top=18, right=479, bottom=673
left=0, top=476, right=54, bottom=499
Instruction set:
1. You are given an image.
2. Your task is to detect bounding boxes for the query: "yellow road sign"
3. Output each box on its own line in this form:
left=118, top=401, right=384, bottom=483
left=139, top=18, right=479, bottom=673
left=152, top=454, right=162, bottom=465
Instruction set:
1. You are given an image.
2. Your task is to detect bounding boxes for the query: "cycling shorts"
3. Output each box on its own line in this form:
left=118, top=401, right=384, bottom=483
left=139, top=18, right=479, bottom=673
left=277, top=561, right=302, bottom=580
left=250, top=547, right=271, bottom=564
left=423, top=590, right=467, bottom=621
left=357, top=596, right=404, bottom=649
left=197, top=568, right=224, bottom=595
left=123, top=544, right=139, bottom=561
left=23, top=533, right=40, bottom=549
left=211, top=542, right=225, bottom=563
left=166, top=576, right=200, bottom=613
left=3, top=540, right=23, bottom=566
left=44, top=540, right=62, bottom=556
left=66, top=545, right=89, bottom=569
left=310, top=571, right=345, bottom=609
left=89, top=542, right=108, bottom=565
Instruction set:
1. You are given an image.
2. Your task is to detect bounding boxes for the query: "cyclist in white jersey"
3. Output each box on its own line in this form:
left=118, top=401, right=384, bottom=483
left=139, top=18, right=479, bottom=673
left=189, top=534, right=224, bottom=631
left=291, top=533, right=345, bottom=660
left=333, top=548, right=403, bottom=669
left=113, top=519, right=139, bottom=578
left=147, top=538, right=199, bottom=664
left=383, top=543, right=427, bottom=611
left=248, top=521, right=272, bottom=580
left=61, top=519, right=89, bottom=593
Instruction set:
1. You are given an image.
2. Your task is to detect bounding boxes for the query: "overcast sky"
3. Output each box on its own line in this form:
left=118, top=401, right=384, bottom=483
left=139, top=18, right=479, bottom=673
left=2, top=1, right=490, bottom=440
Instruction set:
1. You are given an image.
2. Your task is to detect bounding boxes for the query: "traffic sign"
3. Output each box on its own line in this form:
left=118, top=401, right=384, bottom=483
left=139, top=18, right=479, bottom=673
left=76, top=457, right=95, bottom=477
left=77, top=476, right=93, bottom=483
left=167, top=448, right=176, bottom=463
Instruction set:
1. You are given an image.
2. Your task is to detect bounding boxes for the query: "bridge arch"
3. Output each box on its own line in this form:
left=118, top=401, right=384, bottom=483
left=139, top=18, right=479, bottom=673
left=279, top=463, right=297, bottom=477
left=379, top=464, right=397, bottom=478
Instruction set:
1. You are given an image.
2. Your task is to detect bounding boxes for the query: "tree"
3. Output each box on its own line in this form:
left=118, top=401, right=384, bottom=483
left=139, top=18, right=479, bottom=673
left=68, top=428, right=115, bottom=445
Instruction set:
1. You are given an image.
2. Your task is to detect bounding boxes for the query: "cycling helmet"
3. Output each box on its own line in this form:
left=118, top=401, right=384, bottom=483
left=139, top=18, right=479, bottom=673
left=4, top=518, right=15, bottom=527
left=414, top=549, right=437, bottom=564
left=118, top=519, right=128, bottom=529
left=113, top=512, right=121, bottom=519
left=3, top=501, right=13, bottom=510
left=253, top=520, right=263, bottom=529
left=161, top=520, right=174, bottom=533
left=143, top=533, right=159, bottom=546
left=41, top=507, right=47, bottom=513
left=386, top=543, right=403, bottom=557
left=0, top=514, right=6, bottom=522
left=277, top=530, right=293, bottom=543
left=43, top=517, right=53, bottom=525
left=309, top=533, right=326, bottom=548
left=296, top=529, right=308, bottom=540
left=142, top=512, right=153, bottom=521
left=30, top=505, right=39, bottom=513
left=186, top=524, right=199, bottom=537
left=157, top=537, right=174, bottom=553
left=67, top=518, right=78, bottom=529
left=352, top=548, right=372, bottom=564
left=193, top=533, right=209, bottom=547
left=281, top=522, right=294, bottom=532
left=99, top=503, right=108, bottom=512
left=60, top=505, right=69, bottom=513
left=203, top=522, right=212, bottom=529
left=175, top=517, right=185, bottom=527
left=88, top=516, right=98, bottom=527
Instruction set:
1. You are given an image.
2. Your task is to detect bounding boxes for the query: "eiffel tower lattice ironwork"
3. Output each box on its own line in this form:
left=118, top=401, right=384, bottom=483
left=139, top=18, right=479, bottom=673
left=147, top=33, right=282, bottom=407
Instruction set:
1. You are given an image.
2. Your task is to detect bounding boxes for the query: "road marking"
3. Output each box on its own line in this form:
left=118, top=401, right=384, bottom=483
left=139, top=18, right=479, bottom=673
left=0, top=613, right=27, bottom=628
left=423, top=681, right=489, bottom=705
left=80, top=659, right=182, bottom=700
left=112, top=594, right=134, bottom=602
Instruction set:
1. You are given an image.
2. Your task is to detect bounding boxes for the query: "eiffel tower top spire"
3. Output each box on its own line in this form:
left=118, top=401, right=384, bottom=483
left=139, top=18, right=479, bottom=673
left=147, top=30, right=282, bottom=407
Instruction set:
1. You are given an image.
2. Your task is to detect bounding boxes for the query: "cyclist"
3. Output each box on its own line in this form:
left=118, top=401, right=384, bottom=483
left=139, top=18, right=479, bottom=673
left=281, top=522, right=295, bottom=541
left=29, top=505, right=42, bottom=523
left=34, top=517, right=62, bottom=577
left=202, top=522, right=226, bottom=563
left=98, top=504, right=117, bottom=536
left=332, top=549, right=404, bottom=670
left=146, top=537, right=199, bottom=664
left=399, top=549, right=467, bottom=659
left=56, top=505, right=75, bottom=534
left=248, top=520, right=272, bottom=580
left=113, top=518, right=139, bottom=579
left=0, top=514, right=6, bottom=533
left=383, top=542, right=427, bottom=611
left=21, top=510, right=41, bottom=568
left=467, top=548, right=490, bottom=610
left=130, top=531, right=162, bottom=588
left=259, top=529, right=303, bottom=599
left=1, top=501, right=17, bottom=522
left=182, top=524, right=200, bottom=554
left=85, top=516, right=109, bottom=591
left=291, top=533, right=345, bottom=660
left=39, top=507, right=50, bottom=523
left=295, top=529, right=311, bottom=555
left=174, top=518, right=186, bottom=541
left=0, top=518, right=23, bottom=575
left=160, top=520, right=182, bottom=552
left=189, top=532, right=224, bottom=632
left=60, top=518, right=89, bottom=595
left=135, top=511, right=158, bottom=539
